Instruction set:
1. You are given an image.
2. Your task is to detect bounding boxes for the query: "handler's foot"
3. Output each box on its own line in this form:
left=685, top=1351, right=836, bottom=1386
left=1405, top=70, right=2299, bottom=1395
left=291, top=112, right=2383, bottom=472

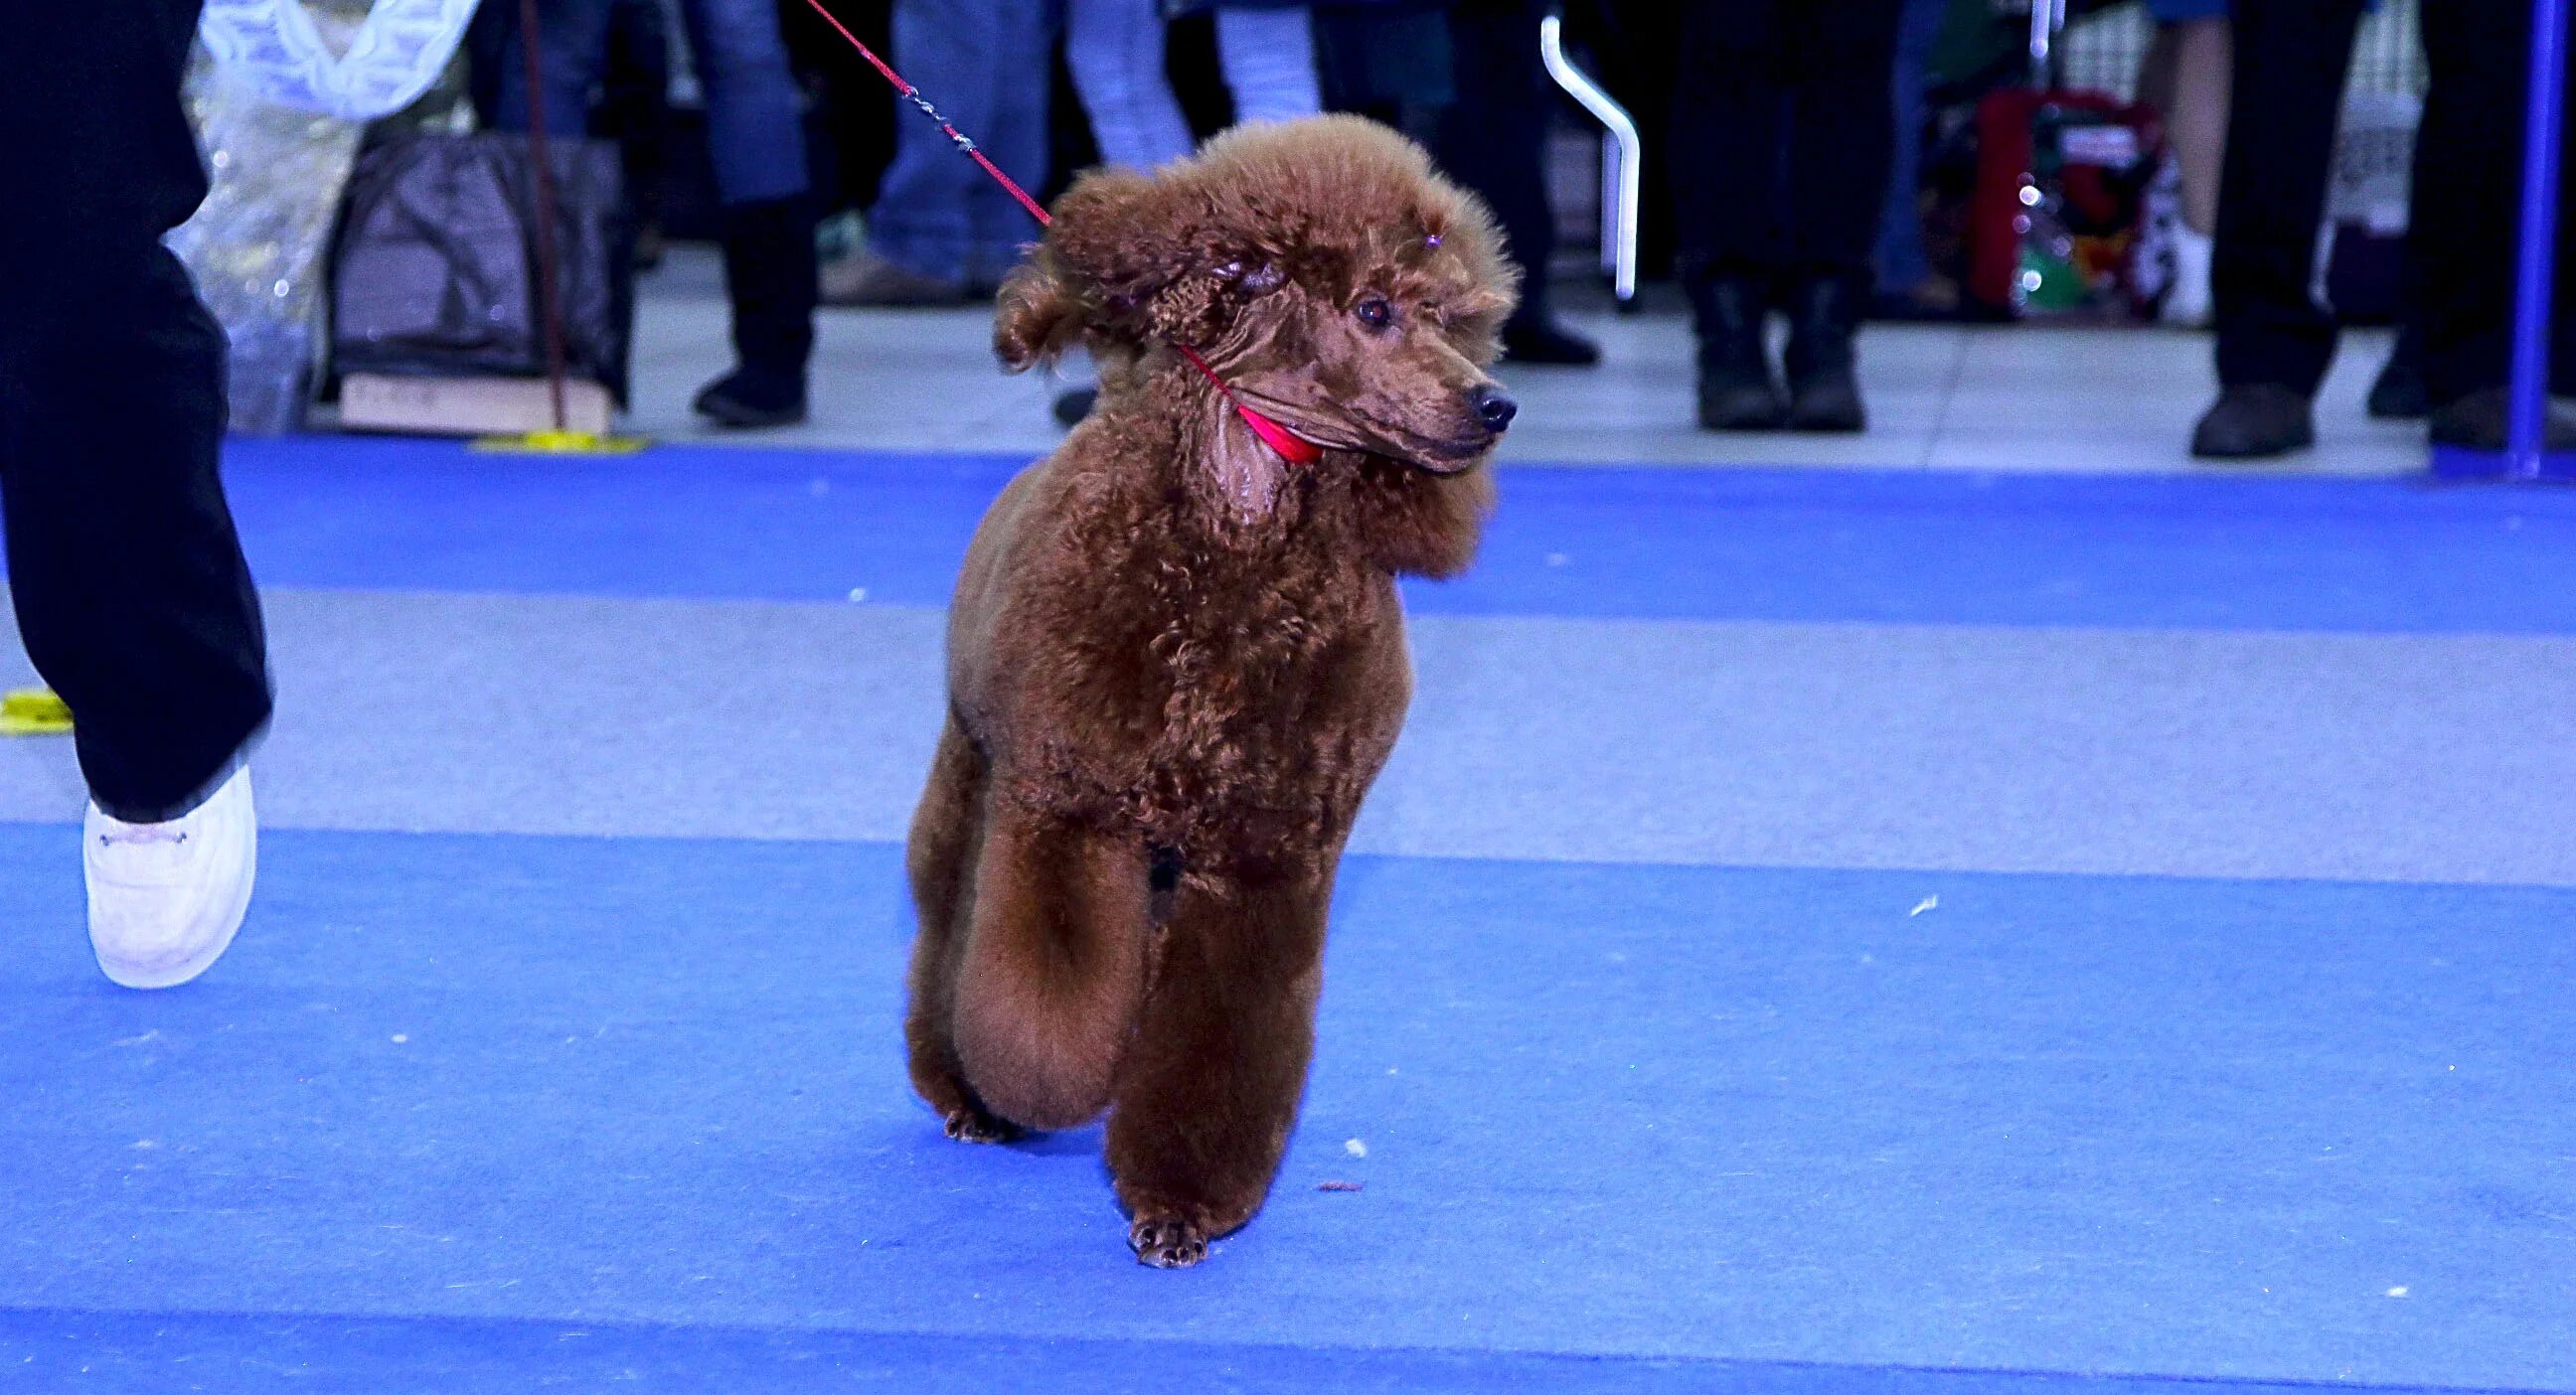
left=85, top=767, right=256, bottom=990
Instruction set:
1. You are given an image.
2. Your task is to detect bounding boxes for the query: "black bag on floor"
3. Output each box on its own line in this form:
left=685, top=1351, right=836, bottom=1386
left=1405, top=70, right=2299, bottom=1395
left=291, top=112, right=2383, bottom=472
left=330, top=131, right=634, bottom=403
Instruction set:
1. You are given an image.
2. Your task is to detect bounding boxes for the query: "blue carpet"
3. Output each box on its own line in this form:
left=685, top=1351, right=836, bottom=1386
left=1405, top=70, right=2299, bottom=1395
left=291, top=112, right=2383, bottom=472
left=0, top=1311, right=2524, bottom=1395
left=154, top=435, right=2576, bottom=633
left=3, top=825, right=2568, bottom=1390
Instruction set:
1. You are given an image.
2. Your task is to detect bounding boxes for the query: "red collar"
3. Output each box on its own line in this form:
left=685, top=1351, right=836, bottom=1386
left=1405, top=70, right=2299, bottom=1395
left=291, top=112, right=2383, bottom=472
left=1172, top=344, right=1327, bottom=466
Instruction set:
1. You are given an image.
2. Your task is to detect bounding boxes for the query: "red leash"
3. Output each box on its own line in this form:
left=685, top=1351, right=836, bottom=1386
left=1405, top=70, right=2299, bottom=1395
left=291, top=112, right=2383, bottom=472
left=797, top=0, right=1323, bottom=466
left=796, top=0, right=1051, bottom=229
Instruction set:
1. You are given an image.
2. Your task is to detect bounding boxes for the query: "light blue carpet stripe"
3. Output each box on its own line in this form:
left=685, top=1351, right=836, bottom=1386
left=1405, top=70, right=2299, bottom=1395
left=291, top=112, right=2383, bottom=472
left=12, top=591, right=2574, bottom=887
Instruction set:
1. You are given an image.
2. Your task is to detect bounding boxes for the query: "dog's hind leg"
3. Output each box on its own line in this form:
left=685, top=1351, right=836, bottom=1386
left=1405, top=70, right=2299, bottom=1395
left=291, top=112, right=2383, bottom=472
left=1108, top=866, right=1330, bottom=1268
left=948, top=798, right=1153, bottom=1132
left=903, top=718, right=1017, bottom=1143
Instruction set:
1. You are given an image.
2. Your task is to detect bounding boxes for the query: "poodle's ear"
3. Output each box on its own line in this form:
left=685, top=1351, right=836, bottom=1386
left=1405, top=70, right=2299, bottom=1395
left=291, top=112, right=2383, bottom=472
left=992, top=162, right=1250, bottom=361
left=993, top=254, right=1084, bottom=373
left=1042, top=166, right=1192, bottom=309
left=993, top=166, right=1196, bottom=366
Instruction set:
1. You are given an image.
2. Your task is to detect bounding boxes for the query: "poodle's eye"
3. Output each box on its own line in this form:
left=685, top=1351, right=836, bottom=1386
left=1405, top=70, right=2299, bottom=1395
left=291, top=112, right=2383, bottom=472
left=1355, top=296, right=1395, bottom=330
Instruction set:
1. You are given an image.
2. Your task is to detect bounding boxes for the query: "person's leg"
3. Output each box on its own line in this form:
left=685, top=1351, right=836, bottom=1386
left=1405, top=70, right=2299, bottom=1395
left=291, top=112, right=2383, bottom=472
left=1872, top=0, right=1950, bottom=304
left=2193, top=0, right=2363, bottom=457
left=961, top=0, right=1054, bottom=289
left=684, top=0, right=811, bottom=209
left=681, top=0, right=819, bottom=426
left=2143, top=4, right=2231, bottom=328
left=2410, top=0, right=2575, bottom=443
left=490, top=0, right=620, bottom=144
left=1214, top=6, right=1324, bottom=124
left=1, top=0, right=271, bottom=987
left=1065, top=0, right=1197, bottom=169
left=2168, top=16, right=2230, bottom=238
left=1674, top=0, right=1792, bottom=429
left=1434, top=0, right=1595, bottom=364
left=1777, top=0, right=1904, bottom=431
left=601, top=0, right=673, bottom=262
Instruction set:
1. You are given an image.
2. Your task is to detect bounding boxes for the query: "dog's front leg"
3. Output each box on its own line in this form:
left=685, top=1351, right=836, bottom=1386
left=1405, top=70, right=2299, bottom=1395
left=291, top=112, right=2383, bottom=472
left=949, top=799, right=1153, bottom=1132
left=1108, top=866, right=1330, bottom=1268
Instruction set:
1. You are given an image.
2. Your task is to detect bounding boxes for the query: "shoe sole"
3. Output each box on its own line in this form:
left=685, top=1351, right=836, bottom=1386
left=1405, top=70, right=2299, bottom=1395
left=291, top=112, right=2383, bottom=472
left=97, top=903, right=245, bottom=989
left=698, top=403, right=810, bottom=430
left=94, top=841, right=254, bottom=990
left=2191, top=432, right=2314, bottom=461
left=1785, top=401, right=1866, bottom=433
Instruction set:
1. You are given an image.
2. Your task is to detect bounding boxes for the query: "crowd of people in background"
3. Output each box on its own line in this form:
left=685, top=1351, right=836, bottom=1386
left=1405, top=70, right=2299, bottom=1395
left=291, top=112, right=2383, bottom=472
left=467, top=0, right=2569, bottom=458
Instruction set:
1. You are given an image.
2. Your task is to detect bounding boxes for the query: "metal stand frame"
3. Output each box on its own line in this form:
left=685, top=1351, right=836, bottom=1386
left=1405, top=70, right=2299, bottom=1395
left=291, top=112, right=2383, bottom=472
left=1539, top=8, right=1639, bottom=312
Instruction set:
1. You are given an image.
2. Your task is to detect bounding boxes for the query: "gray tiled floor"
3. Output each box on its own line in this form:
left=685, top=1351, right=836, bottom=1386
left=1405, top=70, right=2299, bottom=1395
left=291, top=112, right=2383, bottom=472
left=623, top=247, right=2425, bottom=476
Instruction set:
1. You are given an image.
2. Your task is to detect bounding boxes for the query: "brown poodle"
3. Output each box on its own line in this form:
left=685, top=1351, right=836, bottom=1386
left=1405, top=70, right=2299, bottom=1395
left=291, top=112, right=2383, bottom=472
left=902, top=116, right=1519, bottom=1268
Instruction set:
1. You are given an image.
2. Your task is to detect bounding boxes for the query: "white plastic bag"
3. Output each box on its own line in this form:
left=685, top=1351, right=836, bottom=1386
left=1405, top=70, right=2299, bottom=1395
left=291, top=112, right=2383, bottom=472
left=198, top=0, right=479, bottom=122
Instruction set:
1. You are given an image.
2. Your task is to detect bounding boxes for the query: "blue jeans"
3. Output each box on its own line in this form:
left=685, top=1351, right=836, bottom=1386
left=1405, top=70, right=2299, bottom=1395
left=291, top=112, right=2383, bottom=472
left=1873, top=0, right=1949, bottom=294
left=1065, top=0, right=1194, bottom=169
left=497, top=0, right=808, bottom=208
left=1062, top=0, right=1320, bottom=171
left=867, top=0, right=1052, bottom=286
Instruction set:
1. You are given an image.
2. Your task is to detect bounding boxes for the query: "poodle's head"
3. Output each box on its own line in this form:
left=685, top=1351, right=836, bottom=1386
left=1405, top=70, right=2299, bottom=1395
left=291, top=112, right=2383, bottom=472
left=995, top=116, right=1521, bottom=474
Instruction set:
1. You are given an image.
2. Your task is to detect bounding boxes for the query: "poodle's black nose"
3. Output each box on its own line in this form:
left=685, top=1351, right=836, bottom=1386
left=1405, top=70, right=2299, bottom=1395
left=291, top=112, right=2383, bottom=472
left=1471, top=384, right=1519, bottom=433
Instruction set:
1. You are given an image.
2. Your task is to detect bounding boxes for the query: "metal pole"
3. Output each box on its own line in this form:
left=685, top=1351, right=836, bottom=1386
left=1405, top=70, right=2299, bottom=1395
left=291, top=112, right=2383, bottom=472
left=2505, top=0, right=2568, bottom=478
left=516, top=0, right=571, bottom=434
left=2027, top=0, right=2062, bottom=88
left=1539, top=9, right=1640, bottom=308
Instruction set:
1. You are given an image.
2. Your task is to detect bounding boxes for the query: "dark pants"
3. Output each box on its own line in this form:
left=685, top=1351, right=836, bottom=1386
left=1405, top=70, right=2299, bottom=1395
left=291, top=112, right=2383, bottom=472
left=1435, top=0, right=1558, bottom=326
left=2216, top=0, right=2576, bottom=401
left=1670, top=0, right=1907, bottom=287
left=0, top=1, right=272, bottom=822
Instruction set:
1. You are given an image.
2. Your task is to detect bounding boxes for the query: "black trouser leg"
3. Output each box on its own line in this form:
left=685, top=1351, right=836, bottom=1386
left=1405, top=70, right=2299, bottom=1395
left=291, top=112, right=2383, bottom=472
left=1672, top=0, right=1791, bottom=282
left=0, top=1, right=273, bottom=822
left=602, top=0, right=674, bottom=235
left=2211, top=0, right=2364, bottom=394
left=1436, top=0, right=1558, bottom=323
left=2412, top=0, right=2576, bottom=405
left=721, top=198, right=819, bottom=383
left=1674, top=0, right=1904, bottom=288
left=1780, top=0, right=1904, bottom=288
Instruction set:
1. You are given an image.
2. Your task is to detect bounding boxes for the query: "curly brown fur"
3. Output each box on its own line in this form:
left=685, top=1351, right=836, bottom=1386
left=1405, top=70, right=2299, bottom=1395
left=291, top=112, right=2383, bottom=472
left=903, top=117, right=1515, bottom=1268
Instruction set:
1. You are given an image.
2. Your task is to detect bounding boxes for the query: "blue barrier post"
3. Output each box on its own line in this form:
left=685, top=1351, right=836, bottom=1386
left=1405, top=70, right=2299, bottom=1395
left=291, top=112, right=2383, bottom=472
left=2433, top=0, right=2571, bottom=481
left=2507, top=0, right=2569, bottom=477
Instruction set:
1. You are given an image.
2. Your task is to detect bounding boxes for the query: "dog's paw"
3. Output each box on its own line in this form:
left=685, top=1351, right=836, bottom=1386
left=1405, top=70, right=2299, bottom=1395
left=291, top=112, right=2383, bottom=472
left=1129, top=1215, right=1209, bottom=1269
left=942, top=1106, right=1022, bottom=1145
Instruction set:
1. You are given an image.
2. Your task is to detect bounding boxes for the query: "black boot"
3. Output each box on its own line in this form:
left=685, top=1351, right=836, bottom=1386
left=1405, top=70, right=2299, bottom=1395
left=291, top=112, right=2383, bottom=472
left=2190, top=385, right=2315, bottom=459
left=1686, top=272, right=1784, bottom=431
left=1780, top=276, right=1866, bottom=433
left=695, top=198, right=815, bottom=429
left=2426, top=388, right=2576, bottom=450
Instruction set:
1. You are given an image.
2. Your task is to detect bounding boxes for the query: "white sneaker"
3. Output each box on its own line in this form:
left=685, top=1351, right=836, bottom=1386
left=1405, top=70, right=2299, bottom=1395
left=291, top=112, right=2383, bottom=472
left=84, top=767, right=256, bottom=990
left=2163, top=225, right=2214, bottom=328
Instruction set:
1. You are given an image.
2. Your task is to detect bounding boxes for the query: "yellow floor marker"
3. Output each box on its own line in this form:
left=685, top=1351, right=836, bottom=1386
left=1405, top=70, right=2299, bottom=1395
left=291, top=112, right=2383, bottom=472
left=1, top=688, right=73, bottom=735
left=471, top=429, right=650, bottom=456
